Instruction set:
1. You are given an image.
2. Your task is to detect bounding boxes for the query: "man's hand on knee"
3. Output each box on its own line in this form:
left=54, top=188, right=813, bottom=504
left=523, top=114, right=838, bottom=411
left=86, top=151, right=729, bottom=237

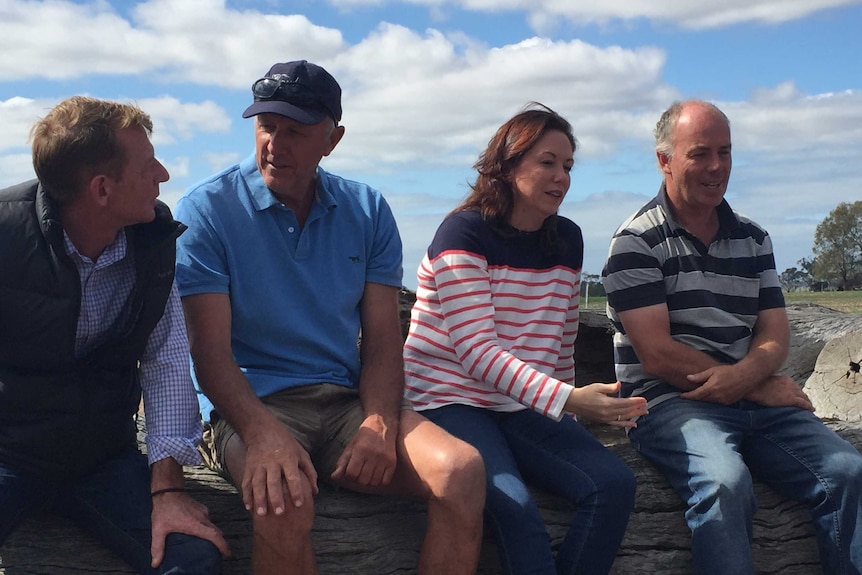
left=240, top=426, right=318, bottom=516
left=150, top=491, right=231, bottom=568
left=331, top=413, right=397, bottom=487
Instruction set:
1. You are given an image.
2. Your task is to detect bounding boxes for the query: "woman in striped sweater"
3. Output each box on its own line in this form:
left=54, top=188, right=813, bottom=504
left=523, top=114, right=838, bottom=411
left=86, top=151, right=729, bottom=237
left=403, top=104, right=648, bottom=575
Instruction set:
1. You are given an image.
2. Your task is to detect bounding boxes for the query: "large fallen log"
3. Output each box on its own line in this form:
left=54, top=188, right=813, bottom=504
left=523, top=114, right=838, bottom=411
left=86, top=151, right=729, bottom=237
left=3, top=420, right=860, bottom=575
left=2, top=303, right=860, bottom=574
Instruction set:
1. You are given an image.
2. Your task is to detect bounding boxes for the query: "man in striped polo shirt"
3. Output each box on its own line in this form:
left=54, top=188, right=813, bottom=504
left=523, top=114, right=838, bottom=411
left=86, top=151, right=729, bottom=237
left=602, top=100, right=862, bottom=574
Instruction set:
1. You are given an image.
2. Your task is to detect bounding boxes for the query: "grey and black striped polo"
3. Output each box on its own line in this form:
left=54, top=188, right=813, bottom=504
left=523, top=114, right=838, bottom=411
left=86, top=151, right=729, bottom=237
left=601, top=184, right=785, bottom=406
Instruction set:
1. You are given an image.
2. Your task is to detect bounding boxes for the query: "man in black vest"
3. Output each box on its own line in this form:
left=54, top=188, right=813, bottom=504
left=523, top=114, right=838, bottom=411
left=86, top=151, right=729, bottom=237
left=0, top=96, right=229, bottom=574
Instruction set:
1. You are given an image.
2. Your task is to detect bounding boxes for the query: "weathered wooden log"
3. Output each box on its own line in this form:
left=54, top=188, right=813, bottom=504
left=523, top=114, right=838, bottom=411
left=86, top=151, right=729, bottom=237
left=2, top=302, right=860, bottom=574
left=3, top=421, right=860, bottom=574
left=783, top=303, right=861, bottom=386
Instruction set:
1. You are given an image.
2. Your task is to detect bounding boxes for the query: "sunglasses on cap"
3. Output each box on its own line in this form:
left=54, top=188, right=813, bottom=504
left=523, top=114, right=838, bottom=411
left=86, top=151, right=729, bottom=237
left=251, top=74, right=337, bottom=123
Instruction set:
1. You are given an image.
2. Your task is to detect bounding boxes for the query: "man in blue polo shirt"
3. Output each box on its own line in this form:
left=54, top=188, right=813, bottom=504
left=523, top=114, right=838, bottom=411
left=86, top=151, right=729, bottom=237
left=602, top=99, right=862, bottom=574
left=175, top=60, right=484, bottom=574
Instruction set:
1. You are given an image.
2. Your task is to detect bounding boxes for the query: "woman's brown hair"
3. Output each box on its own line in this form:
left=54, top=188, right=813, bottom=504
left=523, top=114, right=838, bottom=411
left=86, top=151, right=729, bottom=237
left=456, top=102, right=577, bottom=254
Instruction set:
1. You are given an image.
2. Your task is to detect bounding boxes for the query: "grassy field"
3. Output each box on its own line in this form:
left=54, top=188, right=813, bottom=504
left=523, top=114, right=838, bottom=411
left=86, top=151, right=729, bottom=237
left=582, top=291, right=862, bottom=313
left=782, top=290, right=862, bottom=313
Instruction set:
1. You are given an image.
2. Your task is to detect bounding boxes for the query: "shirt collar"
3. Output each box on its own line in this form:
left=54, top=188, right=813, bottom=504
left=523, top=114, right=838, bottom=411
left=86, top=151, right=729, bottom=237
left=243, top=156, right=337, bottom=213
left=63, top=228, right=128, bottom=267
left=656, top=181, right=739, bottom=239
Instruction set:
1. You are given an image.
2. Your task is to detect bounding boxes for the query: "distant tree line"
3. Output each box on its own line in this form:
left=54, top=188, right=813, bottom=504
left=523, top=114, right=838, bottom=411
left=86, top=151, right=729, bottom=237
left=780, top=201, right=862, bottom=292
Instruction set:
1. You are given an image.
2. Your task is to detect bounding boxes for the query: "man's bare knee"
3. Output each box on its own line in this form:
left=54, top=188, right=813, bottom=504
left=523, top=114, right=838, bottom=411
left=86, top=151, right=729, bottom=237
left=428, top=440, right=486, bottom=508
left=252, top=500, right=316, bottom=545
left=251, top=502, right=318, bottom=575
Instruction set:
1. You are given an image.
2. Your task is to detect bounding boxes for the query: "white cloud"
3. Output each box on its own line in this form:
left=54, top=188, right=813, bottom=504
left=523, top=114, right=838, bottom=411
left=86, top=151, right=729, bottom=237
left=0, top=1, right=673, bottom=168
left=0, top=153, right=36, bottom=188
left=203, top=152, right=244, bottom=174
left=136, top=96, right=233, bottom=145
left=0, top=97, right=50, bottom=152
left=1, top=0, right=859, bottom=284
left=727, top=87, right=862, bottom=154
left=327, top=0, right=862, bottom=30
left=162, top=155, right=190, bottom=179
left=0, top=94, right=230, bottom=153
left=328, top=27, right=674, bottom=171
left=0, top=0, right=346, bottom=87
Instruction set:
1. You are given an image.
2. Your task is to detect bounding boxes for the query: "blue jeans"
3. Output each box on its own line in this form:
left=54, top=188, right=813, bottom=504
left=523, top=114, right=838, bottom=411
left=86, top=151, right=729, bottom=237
left=426, top=405, right=636, bottom=575
left=629, top=397, right=862, bottom=575
left=0, top=446, right=221, bottom=575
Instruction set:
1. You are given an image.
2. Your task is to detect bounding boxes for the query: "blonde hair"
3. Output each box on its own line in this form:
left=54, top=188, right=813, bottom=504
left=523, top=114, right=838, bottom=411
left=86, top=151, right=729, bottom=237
left=30, top=96, right=153, bottom=205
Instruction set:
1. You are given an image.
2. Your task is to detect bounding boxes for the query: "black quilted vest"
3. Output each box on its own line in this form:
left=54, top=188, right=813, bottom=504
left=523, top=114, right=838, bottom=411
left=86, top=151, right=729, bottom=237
left=0, top=180, right=184, bottom=478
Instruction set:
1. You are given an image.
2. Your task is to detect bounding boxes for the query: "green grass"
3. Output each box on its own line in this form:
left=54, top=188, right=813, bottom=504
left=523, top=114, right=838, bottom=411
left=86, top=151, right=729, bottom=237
left=782, top=290, right=862, bottom=313
left=581, top=291, right=862, bottom=313
left=580, top=295, right=607, bottom=310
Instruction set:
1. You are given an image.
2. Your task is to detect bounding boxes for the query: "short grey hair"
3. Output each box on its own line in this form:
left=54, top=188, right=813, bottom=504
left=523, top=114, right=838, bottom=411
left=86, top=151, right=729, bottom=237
left=654, top=100, right=730, bottom=162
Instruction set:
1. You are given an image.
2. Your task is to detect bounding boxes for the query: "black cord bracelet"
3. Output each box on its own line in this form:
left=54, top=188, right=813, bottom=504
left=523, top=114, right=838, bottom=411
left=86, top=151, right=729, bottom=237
left=151, top=487, right=186, bottom=497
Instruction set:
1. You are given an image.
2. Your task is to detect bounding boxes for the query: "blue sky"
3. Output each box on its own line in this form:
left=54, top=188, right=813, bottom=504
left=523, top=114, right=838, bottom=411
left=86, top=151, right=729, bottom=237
left=2, top=0, right=861, bottom=289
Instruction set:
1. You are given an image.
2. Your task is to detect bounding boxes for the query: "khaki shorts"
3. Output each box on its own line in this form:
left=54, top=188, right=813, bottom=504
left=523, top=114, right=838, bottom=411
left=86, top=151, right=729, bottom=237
left=200, top=383, right=410, bottom=486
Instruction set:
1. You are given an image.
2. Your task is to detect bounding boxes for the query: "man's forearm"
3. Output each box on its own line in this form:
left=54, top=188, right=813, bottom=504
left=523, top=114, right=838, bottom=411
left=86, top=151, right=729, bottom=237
left=640, top=338, right=723, bottom=391
left=196, top=360, right=276, bottom=443
left=150, top=457, right=185, bottom=492
left=358, top=356, right=404, bottom=426
left=182, top=293, right=277, bottom=443
left=356, top=282, right=405, bottom=423
left=737, top=333, right=788, bottom=384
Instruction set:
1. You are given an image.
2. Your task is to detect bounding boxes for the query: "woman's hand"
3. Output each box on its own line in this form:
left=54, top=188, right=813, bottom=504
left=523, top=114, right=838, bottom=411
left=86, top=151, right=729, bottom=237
left=564, top=381, right=648, bottom=428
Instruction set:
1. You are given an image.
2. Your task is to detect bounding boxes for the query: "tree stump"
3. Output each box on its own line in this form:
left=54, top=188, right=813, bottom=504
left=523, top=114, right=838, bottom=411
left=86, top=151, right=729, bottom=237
left=783, top=303, right=861, bottom=385
left=804, top=331, right=862, bottom=421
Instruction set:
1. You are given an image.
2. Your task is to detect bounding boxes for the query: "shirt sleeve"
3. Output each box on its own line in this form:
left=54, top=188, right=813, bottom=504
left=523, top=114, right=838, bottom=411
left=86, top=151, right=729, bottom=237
left=603, top=231, right=667, bottom=313
left=139, top=280, right=203, bottom=466
left=365, top=193, right=403, bottom=288
left=174, top=194, right=231, bottom=297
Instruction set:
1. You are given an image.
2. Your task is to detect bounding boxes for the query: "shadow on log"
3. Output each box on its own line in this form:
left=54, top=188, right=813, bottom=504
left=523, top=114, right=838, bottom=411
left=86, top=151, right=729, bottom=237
left=2, top=302, right=860, bottom=574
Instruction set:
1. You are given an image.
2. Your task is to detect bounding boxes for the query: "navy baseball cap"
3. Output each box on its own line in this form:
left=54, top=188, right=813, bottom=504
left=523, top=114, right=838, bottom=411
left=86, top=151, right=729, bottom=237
left=242, top=60, right=342, bottom=125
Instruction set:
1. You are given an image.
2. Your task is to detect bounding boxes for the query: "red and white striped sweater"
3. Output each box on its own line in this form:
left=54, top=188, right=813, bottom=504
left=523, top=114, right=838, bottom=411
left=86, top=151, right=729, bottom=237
left=403, top=210, right=583, bottom=420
